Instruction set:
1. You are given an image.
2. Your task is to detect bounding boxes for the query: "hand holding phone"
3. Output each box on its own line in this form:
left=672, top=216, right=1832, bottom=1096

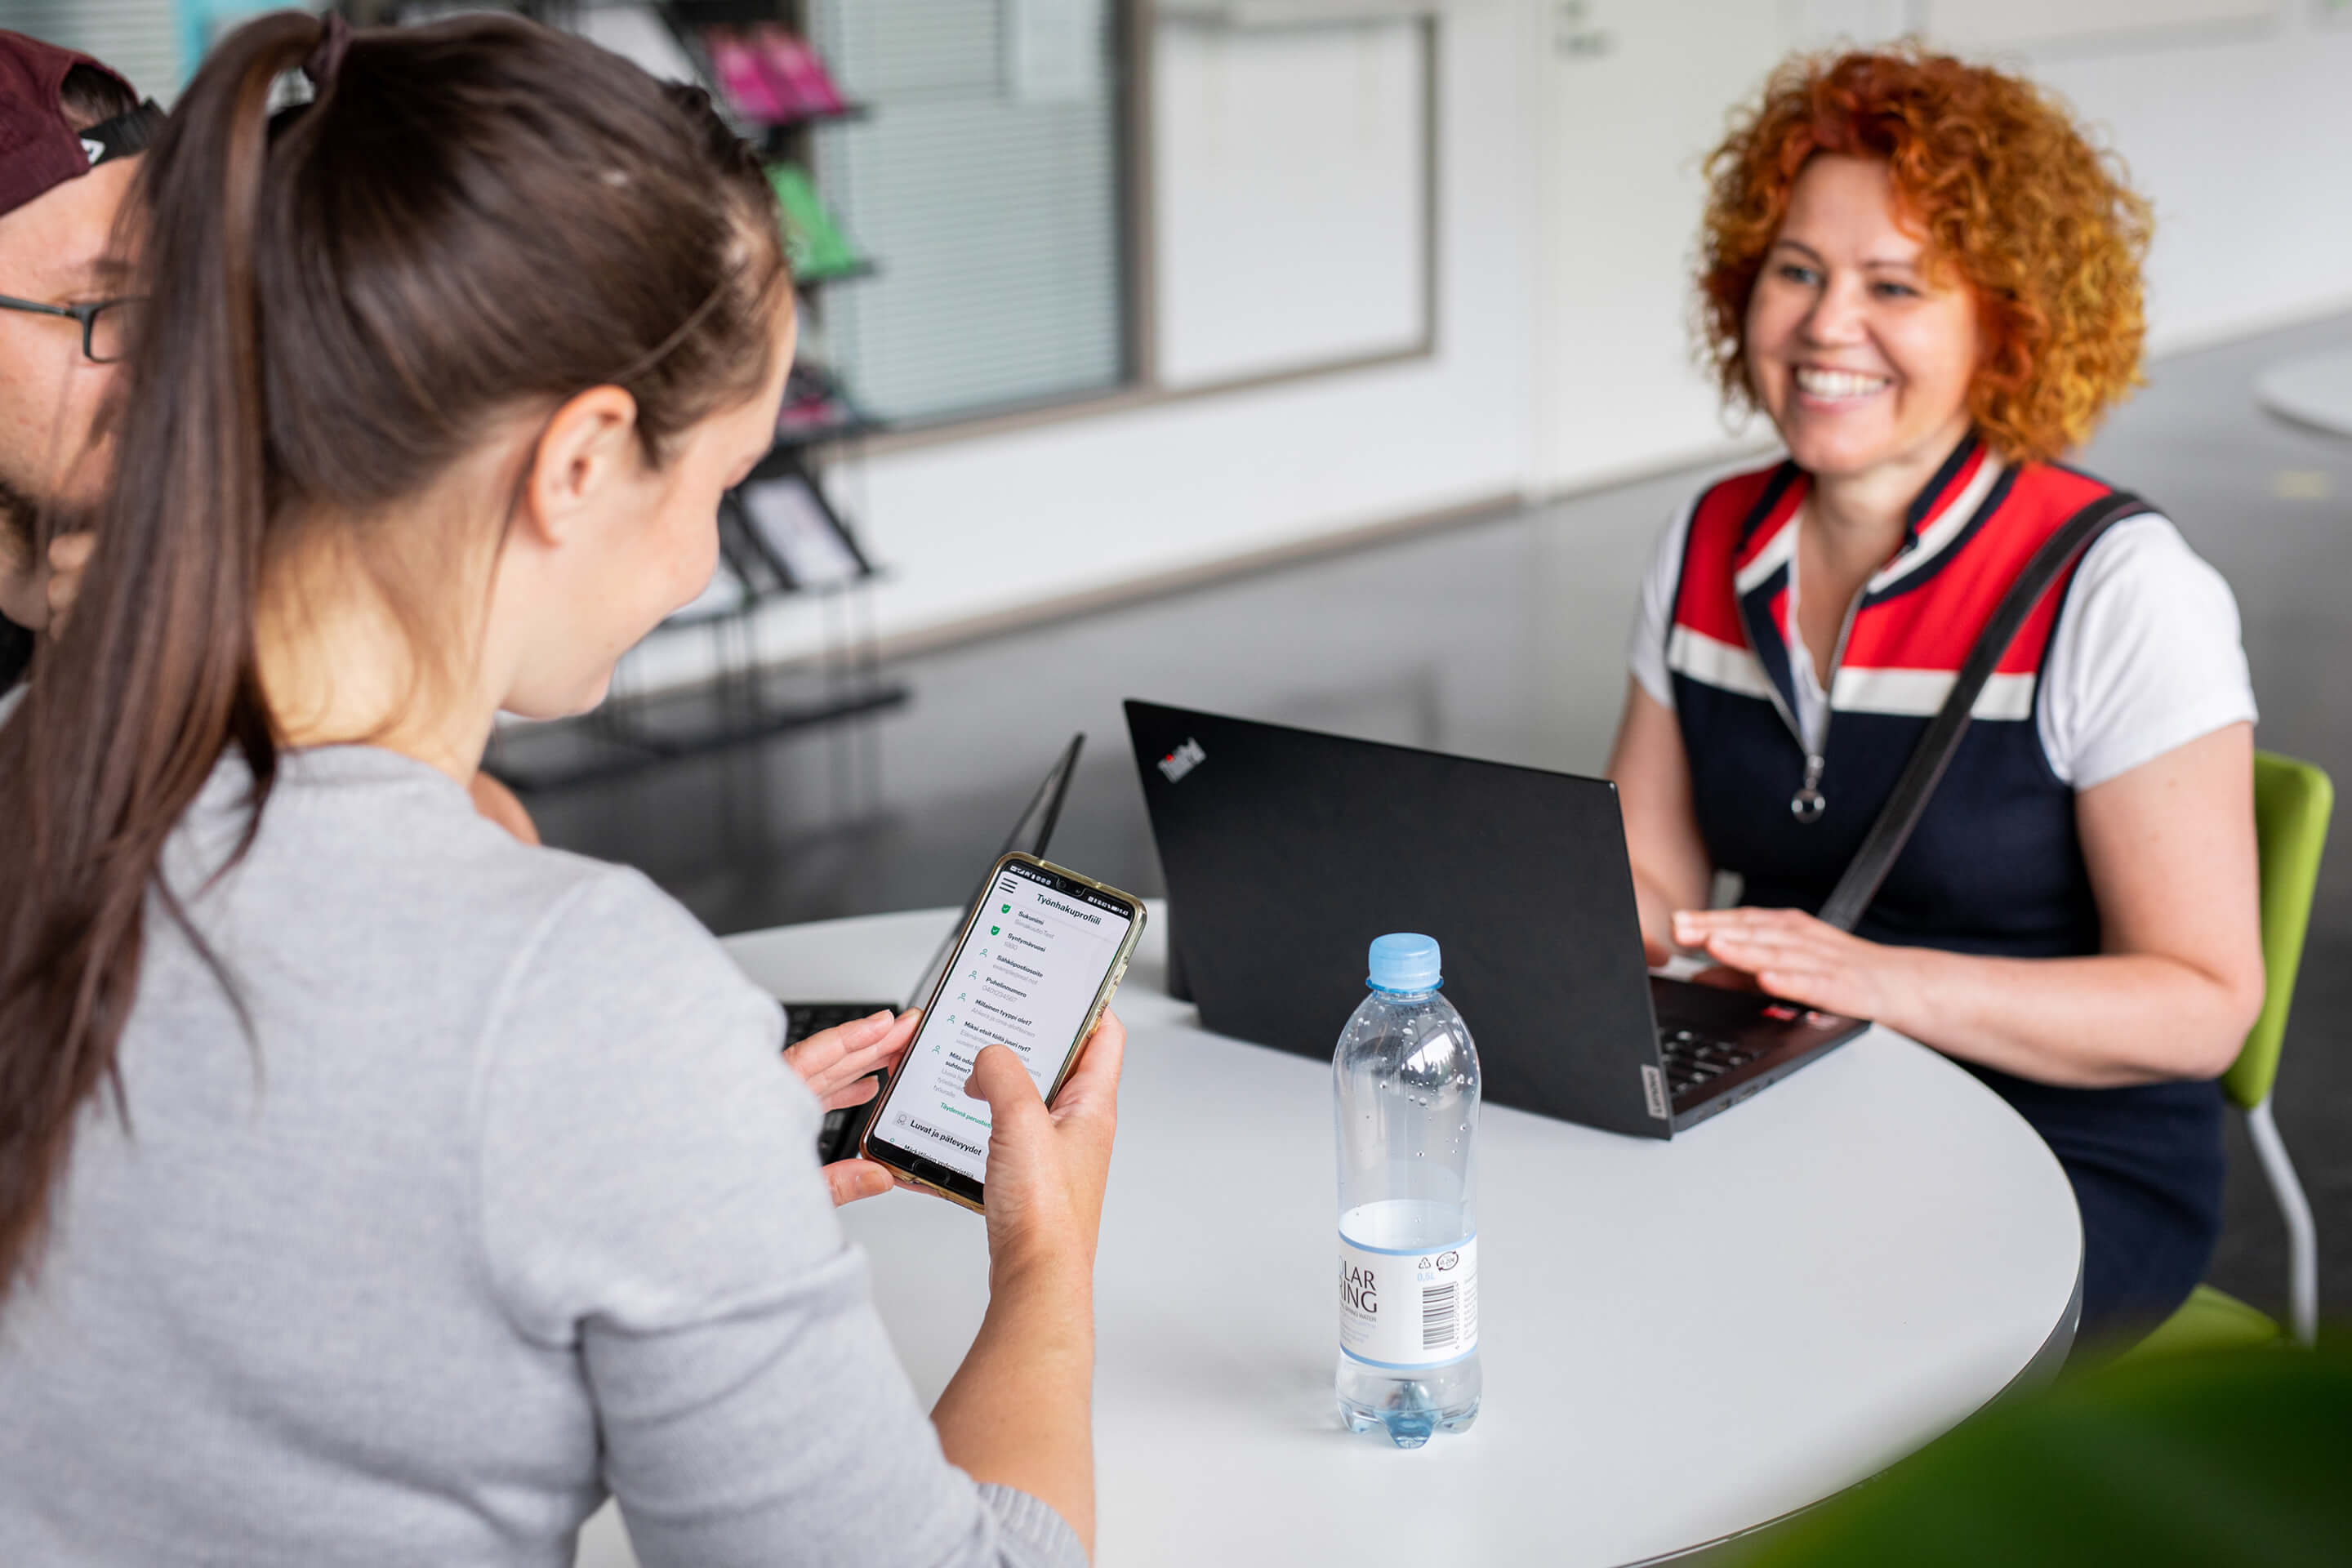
left=925, top=1006, right=1131, bottom=1557
left=957, top=1011, right=1125, bottom=1275
left=861, top=854, right=1145, bottom=1213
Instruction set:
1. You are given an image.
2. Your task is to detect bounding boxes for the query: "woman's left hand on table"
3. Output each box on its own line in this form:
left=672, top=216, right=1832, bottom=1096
left=1672, top=907, right=1918, bottom=1024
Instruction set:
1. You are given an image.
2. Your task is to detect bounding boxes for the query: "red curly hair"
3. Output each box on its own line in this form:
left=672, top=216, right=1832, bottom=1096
left=1697, top=48, right=2153, bottom=465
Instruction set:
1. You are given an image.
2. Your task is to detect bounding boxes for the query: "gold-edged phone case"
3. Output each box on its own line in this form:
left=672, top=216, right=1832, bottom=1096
left=859, top=852, right=1146, bottom=1213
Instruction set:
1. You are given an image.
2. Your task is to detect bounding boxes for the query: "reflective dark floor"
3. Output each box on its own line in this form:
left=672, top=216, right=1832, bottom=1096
left=532, top=310, right=2352, bottom=1333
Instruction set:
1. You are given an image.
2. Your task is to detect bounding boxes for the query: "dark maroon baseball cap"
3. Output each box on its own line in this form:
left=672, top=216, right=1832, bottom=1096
left=0, top=29, right=162, bottom=220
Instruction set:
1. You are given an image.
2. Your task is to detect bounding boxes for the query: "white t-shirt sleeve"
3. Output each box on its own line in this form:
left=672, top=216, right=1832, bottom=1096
left=2038, top=514, right=2258, bottom=790
left=1626, top=497, right=1699, bottom=711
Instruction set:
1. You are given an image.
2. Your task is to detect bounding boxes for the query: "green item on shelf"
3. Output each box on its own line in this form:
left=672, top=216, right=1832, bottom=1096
left=767, top=163, right=861, bottom=280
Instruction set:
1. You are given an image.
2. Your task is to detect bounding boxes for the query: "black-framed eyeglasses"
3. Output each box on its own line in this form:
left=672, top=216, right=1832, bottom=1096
left=0, top=292, right=143, bottom=364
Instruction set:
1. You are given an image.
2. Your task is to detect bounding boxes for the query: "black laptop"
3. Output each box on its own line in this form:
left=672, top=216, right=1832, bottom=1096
left=790, top=733, right=1084, bottom=1160
left=1124, top=701, right=1865, bottom=1137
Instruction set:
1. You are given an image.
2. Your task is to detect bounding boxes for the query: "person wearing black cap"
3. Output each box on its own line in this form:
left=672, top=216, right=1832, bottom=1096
left=0, top=28, right=540, bottom=836
left=0, top=30, right=161, bottom=705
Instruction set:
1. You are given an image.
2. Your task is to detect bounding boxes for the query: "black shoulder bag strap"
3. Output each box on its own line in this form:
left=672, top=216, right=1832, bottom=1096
left=1813, top=488, right=2150, bottom=934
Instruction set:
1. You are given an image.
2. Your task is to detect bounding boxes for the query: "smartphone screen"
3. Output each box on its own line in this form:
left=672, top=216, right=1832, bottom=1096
left=865, top=858, right=1138, bottom=1203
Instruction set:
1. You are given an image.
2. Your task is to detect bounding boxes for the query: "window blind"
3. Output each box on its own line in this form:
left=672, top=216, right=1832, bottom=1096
left=807, top=0, right=1129, bottom=425
left=0, top=0, right=185, bottom=102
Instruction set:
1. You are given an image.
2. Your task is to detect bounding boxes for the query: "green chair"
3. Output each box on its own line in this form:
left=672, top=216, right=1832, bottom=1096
left=2127, top=751, right=2332, bottom=1358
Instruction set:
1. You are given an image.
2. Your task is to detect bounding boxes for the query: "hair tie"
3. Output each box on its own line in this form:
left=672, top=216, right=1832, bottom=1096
left=304, top=13, right=352, bottom=96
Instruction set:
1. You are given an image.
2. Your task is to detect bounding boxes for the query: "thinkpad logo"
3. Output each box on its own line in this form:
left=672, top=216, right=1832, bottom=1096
left=1156, top=737, right=1206, bottom=783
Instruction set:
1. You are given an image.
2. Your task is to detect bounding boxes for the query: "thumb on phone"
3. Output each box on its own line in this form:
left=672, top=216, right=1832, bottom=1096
left=964, top=1042, right=1083, bottom=1278
left=964, top=1043, right=1045, bottom=1129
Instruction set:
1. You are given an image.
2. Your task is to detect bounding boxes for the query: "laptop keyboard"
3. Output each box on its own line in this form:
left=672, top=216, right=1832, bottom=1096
left=1659, top=1026, right=1766, bottom=1103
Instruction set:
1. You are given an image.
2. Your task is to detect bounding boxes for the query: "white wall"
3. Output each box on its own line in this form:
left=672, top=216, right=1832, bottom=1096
left=1530, top=0, right=1788, bottom=491
left=1152, top=19, right=1430, bottom=387
left=625, top=1, right=2352, bottom=688
left=2029, top=24, right=2352, bottom=354
left=1528, top=0, right=2352, bottom=491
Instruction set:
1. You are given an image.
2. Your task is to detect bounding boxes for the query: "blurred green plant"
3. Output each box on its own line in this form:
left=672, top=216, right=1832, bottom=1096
left=1730, top=1343, right=2352, bottom=1566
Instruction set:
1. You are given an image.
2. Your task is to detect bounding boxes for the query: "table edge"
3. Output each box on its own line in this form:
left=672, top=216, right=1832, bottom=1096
left=1619, top=1209, right=2083, bottom=1567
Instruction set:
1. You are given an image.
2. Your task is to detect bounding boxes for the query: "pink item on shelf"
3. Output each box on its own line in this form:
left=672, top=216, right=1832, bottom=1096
left=757, top=29, right=846, bottom=118
left=739, top=27, right=806, bottom=119
left=776, top=391, right=849, bottom=435
left=707, top=29, right=788, bottom=123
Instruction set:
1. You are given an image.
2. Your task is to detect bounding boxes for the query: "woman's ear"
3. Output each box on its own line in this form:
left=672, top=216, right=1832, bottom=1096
left=513, top=385, right=642, bottom=549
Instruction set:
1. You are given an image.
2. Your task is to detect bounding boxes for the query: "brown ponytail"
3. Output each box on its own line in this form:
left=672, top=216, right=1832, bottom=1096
left=0, top=11, right=786, bottom=1302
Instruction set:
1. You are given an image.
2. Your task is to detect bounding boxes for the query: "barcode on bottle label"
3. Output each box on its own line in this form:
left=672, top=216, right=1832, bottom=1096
left=1337, top=1230, right=1478, bottom=1368
left=1421, top=1283, right=1457, bottom=1350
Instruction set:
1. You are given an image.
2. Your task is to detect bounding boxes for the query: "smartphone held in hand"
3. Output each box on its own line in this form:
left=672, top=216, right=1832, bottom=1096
left=860, top=853, right=1144, bottom=1212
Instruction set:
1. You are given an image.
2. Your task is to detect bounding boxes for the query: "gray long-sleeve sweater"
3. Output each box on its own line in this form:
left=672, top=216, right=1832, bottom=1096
left=0, top=746, right=1084, bottom=1568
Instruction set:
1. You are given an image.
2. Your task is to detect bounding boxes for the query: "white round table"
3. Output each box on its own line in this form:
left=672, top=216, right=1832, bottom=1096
left=2254, top=348, right=2352, bottom=438
left=581, top=903, right=2082, bottom=1568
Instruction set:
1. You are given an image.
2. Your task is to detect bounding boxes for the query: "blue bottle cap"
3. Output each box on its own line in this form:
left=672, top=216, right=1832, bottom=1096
left=1367, top=932, right=1442, bottom=992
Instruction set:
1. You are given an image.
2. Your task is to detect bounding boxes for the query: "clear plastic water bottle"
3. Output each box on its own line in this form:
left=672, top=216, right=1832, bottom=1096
left=1334, top=932, right=1481, bottom=1448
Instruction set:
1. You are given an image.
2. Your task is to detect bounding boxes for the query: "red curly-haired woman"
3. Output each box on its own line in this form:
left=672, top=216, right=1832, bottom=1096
left=1606, top=50, right=2264, bottom=1344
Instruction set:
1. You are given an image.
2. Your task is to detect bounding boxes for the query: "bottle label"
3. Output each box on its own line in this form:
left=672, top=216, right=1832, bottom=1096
left=1338, top=1232, right=1478, bottom=1369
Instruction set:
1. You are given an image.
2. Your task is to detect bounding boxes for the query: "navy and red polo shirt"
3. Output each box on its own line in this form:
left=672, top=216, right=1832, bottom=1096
left=1657, top=434, right=2229, bottom=1334
left=1664, top=433, right=2109, bottom=957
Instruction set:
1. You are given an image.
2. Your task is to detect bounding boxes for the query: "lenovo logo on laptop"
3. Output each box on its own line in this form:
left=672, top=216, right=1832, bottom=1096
left=1641, top=1063, right=1669, bottom=1120
left=1156, top=737, right=1207, bottom=783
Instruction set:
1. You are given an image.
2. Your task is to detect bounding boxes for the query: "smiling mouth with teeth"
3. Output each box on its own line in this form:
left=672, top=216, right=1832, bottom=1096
left=1793, top=367, right=1893, bottom=400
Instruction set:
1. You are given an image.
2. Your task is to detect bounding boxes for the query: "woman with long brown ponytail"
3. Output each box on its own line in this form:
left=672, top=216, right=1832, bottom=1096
left=0, top=14, right=1119, bottom=1565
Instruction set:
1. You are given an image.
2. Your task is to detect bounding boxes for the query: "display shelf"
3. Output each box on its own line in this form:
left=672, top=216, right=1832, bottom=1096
left=794, top=255, right=878, bottom=289
left=768, top=360, right=883, bottom=452
left=725, top=459, right=878, bottom=590
left=756, top=100, right=869, bottom=153
left=479, top=0, right=891, bottom=790
left=658, top=0, right=799, bottom=26
left=773, top=406, right=881, bottom=452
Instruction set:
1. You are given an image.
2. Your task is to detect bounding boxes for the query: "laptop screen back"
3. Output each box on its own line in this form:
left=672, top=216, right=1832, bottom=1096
left=1125, top=700, right=1669, bottom=1139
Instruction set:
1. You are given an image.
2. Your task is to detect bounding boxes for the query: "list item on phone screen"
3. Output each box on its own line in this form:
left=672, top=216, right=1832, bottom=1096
left=880, top=866, right=1131, bottom=1180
